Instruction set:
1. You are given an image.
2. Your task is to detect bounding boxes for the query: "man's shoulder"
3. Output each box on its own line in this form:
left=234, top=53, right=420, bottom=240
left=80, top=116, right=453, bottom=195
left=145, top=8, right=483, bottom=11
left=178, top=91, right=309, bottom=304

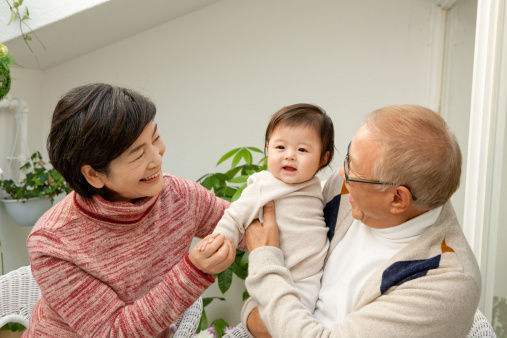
left=322, top=172, right=344, bottom=204
left=379, top=202, right=481, bottom=295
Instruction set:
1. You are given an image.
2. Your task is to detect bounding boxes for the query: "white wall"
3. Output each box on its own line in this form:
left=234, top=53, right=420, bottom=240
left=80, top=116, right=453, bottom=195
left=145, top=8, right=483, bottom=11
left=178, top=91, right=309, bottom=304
left=440, top=0, right=477, bottom=225
left=493, top=93, right=507, bottom=333
left=0, top=67, right=43, bottom=274
left=0, top=0, right=109, bottom=42
left=2, top=0, right=476, bottom=325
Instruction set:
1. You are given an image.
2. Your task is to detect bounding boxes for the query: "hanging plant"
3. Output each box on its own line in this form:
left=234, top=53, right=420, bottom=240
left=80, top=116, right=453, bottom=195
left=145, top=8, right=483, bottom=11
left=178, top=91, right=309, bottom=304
left=0, top=43, right=12, bottom=100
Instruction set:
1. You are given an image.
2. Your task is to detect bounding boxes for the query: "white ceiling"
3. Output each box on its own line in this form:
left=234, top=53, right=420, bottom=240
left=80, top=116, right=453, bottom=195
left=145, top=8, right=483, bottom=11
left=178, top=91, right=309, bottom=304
left=2, top=0, right=221, bottom=70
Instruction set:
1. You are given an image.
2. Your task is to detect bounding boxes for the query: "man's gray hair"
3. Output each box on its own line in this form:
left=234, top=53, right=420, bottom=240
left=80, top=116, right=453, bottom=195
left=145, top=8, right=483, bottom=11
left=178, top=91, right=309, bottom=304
left=366, top=105, right=462, bottom=209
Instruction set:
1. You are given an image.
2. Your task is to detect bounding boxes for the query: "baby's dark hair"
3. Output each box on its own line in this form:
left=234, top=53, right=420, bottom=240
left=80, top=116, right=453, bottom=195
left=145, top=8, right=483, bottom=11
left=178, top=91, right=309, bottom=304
left=47, top=83, right=156, bottom=197
left=264, top=103, right=334, bottom=168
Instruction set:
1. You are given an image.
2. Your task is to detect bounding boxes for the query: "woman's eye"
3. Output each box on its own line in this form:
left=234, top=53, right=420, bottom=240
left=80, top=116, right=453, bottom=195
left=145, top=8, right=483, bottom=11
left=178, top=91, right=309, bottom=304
left=135, top=152, right=144, bottom=160
left=153, top=135, right=160, bottom=143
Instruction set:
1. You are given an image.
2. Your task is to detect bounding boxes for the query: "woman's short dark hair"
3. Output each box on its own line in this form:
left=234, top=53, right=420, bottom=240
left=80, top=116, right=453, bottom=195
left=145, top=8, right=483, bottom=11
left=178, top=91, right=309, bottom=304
left=265, top=103, right=334, bottom=168
left=47, top=83, right=156, bottom=197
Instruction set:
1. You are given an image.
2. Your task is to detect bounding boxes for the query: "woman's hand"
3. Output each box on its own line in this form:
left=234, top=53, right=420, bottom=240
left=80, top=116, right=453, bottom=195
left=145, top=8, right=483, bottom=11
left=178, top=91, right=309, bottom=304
left=247, top=307, right=271, bottom=338
left=245, top=202, right=279, bottom=251
left=189, top=234, right=236, bottom=274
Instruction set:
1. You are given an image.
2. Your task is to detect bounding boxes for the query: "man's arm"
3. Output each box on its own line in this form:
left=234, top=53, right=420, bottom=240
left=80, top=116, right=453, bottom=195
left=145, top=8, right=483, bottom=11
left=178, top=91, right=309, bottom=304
left=246, top=246, right=479, bottom=338
left=244, top=201, right=479, bottom=338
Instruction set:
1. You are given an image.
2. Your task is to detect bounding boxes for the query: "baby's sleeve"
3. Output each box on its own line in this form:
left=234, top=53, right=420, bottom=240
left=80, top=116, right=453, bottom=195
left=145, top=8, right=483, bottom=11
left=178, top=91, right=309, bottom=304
left=212, top=176, right=263, bottom=246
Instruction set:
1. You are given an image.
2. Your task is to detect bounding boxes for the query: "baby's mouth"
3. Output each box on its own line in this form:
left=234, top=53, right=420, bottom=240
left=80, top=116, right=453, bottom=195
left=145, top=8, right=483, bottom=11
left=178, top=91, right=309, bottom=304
left=282, top=166, right=297, bottom=172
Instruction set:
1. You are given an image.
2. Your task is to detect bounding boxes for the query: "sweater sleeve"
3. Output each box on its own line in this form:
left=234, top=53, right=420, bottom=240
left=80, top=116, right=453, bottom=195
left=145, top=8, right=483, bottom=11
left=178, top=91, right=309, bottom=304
left=28, top=229, right=214, bottom=337
left=245, top=247, right=480, bottom=338
left=212, top=179, right=263, bottom=246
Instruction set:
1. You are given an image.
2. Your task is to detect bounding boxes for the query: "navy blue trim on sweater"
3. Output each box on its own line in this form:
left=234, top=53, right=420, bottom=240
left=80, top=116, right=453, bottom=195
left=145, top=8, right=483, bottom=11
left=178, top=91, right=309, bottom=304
left=324, top=194, right=341, bottom=240
left=380, top=255, right=441, bottom=294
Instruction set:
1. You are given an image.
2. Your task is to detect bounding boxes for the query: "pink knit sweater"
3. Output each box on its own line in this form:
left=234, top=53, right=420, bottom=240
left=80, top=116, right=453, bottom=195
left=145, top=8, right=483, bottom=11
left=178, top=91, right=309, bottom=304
left=24, top=175, right=228, bottom=337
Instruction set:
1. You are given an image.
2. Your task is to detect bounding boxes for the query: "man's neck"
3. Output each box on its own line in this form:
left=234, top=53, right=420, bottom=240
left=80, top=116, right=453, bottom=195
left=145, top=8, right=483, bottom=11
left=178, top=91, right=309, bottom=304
left=365, top=206, right=432, bottom=229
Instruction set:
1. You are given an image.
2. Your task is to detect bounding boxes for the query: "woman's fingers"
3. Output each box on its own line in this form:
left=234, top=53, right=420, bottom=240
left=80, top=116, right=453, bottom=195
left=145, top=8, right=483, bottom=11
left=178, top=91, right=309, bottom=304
left=201, top=234, right=225, bottom=258
left=206, top=239, right=230, bottom=266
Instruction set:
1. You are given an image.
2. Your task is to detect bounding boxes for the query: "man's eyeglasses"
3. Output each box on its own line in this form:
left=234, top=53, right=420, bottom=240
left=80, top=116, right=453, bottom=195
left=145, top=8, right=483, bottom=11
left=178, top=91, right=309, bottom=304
left=343, top=142, right=417, bottom=200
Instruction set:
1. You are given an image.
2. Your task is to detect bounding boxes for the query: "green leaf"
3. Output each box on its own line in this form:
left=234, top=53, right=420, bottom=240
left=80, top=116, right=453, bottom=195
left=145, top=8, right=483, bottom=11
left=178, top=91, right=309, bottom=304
left=230, top=184, right=246, bottom=202
left=240, top=251, right=249, bottom=266
left=247, top=146, right=264, bottom=154
left=242, top=290, right=250, bottom=301
left=216, top=147, right=240, bottom=165
left=258, top=156, right=268, bottom=168
left=202, top=296, right=225, bottom=307
left=22, top=7, right=29, bottom=21
left=241, top=148, right=253, bottom=165
left=228, top=175, right=248, bottom=184
left=224, top=166, right=242, bottom=180
left=231, top=257, right=248, bottom=279
left=217, top=268, right=233, bottom=294
left=0, top=322, right=26, bottom=332
left=231, top=149, right=244, bottom=168
left=0, top=151, right=69, bottom=200
left=197, top=308, right=208, bottom=333
left=212, top=319, right=229, bottom=337
left=8, top=11, right=17, bottom=25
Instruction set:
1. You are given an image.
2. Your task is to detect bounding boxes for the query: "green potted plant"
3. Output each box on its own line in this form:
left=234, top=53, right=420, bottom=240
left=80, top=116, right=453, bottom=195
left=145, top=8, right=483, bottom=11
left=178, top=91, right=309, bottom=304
left=0, top=43, right=12, bottom=101
left=196, top=146, right=266, bottom=336
left=0, top=151, right=70, bottom=227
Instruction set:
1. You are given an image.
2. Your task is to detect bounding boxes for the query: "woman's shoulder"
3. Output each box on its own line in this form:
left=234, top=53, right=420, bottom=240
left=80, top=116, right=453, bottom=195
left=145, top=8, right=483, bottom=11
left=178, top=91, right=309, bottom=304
left=28, top=193, right=81, bottom=252
left=161, top=173, right=207, bottom=200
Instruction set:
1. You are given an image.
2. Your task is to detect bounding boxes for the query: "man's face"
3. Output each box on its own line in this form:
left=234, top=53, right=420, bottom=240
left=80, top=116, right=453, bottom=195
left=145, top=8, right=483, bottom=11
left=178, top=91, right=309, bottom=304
left=339, top=126, right=395, bottom=228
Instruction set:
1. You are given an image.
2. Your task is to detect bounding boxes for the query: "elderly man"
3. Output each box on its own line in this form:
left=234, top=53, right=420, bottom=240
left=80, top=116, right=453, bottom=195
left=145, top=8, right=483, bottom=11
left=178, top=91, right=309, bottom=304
left=244, top=105, right=481, bottom=337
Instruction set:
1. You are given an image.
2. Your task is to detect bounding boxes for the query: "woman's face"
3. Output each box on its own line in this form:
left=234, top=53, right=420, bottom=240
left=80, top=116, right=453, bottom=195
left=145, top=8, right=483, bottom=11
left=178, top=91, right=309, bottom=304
left=99, top=121, right=166, bottom=200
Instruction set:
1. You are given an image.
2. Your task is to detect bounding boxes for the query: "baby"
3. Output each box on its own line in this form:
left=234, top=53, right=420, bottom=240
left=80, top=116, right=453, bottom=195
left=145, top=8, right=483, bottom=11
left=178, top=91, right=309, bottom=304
left=203, top=103, right=334, bottom=325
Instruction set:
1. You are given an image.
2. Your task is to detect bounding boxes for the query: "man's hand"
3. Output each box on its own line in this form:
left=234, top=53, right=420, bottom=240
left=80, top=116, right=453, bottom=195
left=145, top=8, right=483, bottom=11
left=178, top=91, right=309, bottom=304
left=247, top=307, right=271, bottom=338
left=189, top=234, right=236, bottom=274
left=245, top=201, right=279, bottom=251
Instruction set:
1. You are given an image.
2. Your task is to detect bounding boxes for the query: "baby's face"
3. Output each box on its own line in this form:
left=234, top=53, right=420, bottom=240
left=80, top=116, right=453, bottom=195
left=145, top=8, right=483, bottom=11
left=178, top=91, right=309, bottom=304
left=266, top=125, right=322, bottom=184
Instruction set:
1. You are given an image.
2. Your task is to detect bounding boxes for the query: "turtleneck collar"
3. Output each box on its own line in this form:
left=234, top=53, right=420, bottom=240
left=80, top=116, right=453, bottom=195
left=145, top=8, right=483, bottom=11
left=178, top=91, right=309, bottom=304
left=368, top=206, right=443, bottom=241
left=73, top=191, right=159, bottom=226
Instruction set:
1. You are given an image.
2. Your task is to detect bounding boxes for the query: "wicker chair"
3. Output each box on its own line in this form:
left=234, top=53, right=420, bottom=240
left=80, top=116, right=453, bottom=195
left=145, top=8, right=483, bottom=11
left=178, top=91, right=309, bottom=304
left=467, top=310, right=497, bottom=338
left=0, top=265, right=202, bottom=336
left=222, top=310, right=497, bottom=338
left=0, top=265, right=40, bottom=328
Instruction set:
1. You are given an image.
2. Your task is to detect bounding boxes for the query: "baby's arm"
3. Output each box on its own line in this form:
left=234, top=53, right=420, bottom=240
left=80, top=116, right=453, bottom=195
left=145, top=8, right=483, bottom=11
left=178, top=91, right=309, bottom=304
left=212, top=179, right=263, bottom=246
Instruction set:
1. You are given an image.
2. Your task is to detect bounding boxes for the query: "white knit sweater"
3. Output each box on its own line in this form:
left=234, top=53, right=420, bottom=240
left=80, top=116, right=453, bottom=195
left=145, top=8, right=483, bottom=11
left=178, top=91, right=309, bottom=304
left=213, top=170, right=329, bottom=311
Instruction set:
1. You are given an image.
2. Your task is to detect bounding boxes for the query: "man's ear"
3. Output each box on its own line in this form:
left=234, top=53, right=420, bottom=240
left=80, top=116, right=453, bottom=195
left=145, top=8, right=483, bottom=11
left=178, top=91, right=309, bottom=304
left=81, top=165, right=106, bottom=189
left=390, top=185, right=413, bottom=214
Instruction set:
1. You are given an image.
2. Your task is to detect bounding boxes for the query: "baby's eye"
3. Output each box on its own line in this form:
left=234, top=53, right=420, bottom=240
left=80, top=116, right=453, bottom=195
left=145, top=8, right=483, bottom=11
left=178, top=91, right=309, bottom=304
left=298, top=148, right=308, bottom=152
left=275, top=145, right=285, bottom=150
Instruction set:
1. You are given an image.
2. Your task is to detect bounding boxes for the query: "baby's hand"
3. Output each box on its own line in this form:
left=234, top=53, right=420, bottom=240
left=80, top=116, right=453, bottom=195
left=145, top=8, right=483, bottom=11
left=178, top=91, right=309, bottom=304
left=190, top=234, right=236, bottom=274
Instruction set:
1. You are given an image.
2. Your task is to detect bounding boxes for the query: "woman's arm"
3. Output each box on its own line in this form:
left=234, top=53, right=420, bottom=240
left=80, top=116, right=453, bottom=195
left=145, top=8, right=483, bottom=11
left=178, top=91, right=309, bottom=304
left=28, top=229, right=233, bottom=337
